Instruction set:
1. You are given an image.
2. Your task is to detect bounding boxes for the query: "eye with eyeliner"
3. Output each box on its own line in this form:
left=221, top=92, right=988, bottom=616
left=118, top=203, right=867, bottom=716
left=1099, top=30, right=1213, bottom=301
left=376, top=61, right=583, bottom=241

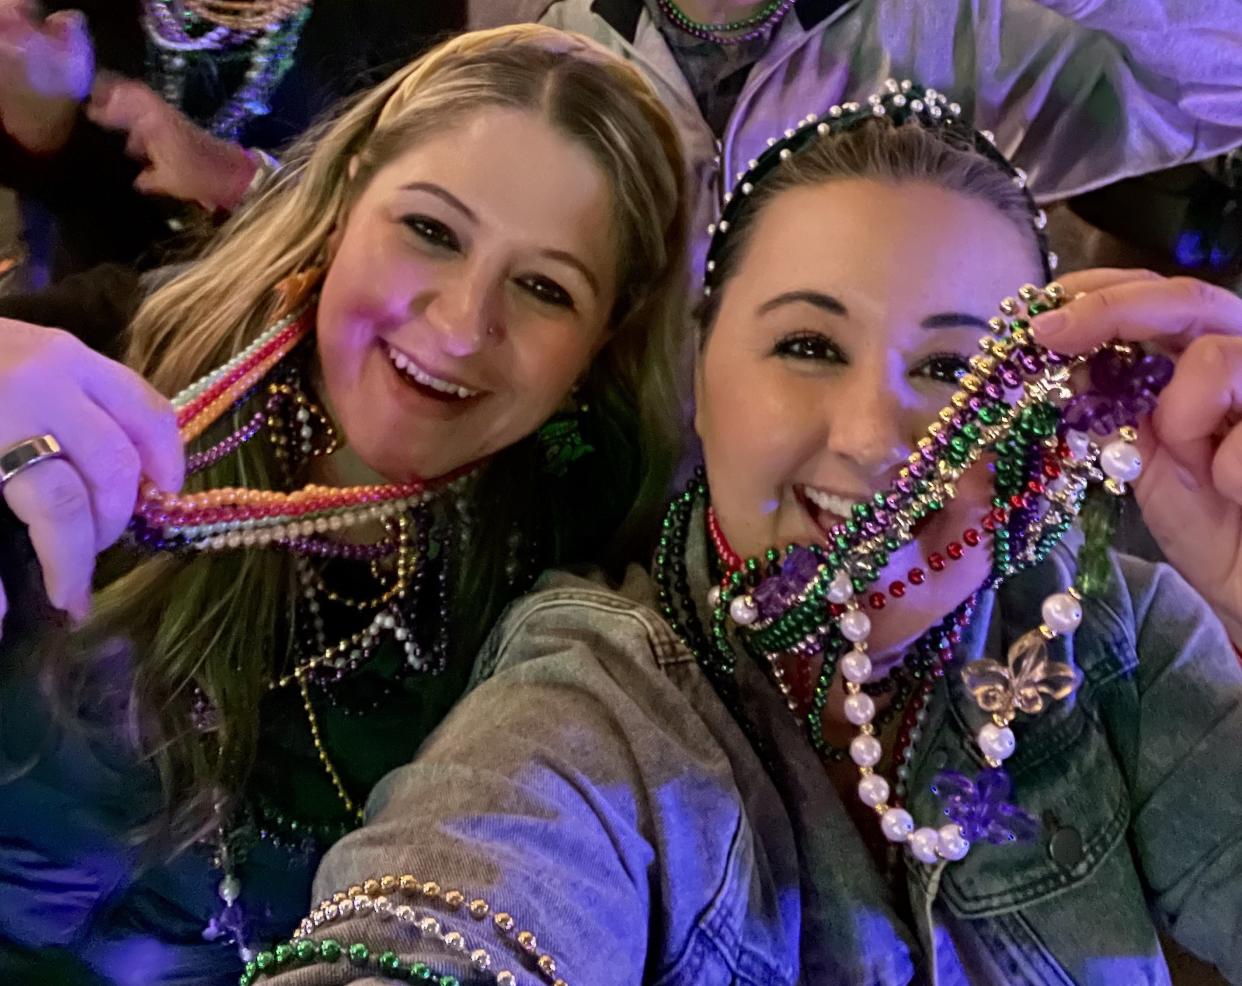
left=772, top=330, right=846, bottom=363
left=516, top=275, right=575, bottom=310
left=402, top=214, right=460, bottom=252
left=913, top=350, right=971, bottom=385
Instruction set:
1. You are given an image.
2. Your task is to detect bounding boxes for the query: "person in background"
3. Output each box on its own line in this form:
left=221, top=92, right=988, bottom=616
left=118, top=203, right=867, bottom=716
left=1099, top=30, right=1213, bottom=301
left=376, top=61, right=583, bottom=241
left=471, top=0, right=1242, bottom=281
left=0, top=0, right=466, bottom=284
left=1053, top=155, right=1242, bottom=294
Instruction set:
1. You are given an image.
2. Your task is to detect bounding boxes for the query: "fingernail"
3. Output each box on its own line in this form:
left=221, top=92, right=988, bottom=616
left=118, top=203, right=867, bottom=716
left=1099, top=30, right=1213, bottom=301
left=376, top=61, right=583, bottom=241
left=1032, top=311, right=1065, bottom=339
left=1174, top=464, right=1201, bottom=492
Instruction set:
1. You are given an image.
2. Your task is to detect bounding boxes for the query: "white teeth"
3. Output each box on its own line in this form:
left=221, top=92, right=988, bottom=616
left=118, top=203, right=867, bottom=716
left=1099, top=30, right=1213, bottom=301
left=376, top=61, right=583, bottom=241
left=385, top=345, right=479, bottom=398
left=803, top=486, right=858, bottom=518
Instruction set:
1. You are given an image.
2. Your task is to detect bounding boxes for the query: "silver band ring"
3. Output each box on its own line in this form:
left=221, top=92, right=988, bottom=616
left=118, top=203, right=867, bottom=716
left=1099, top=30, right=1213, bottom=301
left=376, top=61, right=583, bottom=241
left=0, top=434, right=64, bottom=488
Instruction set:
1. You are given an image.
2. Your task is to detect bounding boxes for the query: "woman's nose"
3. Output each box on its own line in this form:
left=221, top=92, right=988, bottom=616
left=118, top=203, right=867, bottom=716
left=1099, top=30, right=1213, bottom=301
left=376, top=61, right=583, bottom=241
left=824, top=374, right=910, bottom=477
left=424, top=267, right=501, bottom=356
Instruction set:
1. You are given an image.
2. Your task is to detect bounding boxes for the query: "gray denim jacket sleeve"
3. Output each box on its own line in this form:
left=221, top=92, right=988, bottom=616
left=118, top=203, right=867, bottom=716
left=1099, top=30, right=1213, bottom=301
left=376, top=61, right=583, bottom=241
left=251, top=555, right=1242, bottom=985
left=1110, top=556, right=1242, bottom=980
left=277, top=570, right=755, bottom=985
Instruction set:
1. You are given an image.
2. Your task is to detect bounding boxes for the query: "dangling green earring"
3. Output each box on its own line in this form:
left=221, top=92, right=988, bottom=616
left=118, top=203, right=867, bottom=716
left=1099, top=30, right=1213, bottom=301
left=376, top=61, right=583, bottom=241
left=537, top=392, right=593, bottom=477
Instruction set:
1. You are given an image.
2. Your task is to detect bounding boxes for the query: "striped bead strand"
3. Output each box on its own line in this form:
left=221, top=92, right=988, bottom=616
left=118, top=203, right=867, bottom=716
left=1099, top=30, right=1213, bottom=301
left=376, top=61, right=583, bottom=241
left=175, top=308, right=309, bottom=443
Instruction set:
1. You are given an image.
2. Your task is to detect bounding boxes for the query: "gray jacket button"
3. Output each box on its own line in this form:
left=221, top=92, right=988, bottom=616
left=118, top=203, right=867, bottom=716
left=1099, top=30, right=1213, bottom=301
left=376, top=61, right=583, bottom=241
left=1049, top=826, right=1084, bottom=868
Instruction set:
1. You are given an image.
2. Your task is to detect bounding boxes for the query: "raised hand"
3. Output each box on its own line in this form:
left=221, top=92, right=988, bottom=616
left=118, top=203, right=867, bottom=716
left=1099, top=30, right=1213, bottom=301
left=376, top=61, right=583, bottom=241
left=87, top=74, right=259, bottom=212
left=0, top=2, right=94, bottom=152
left=0, top=318, right=183, bottom=637
left=1034, top=269, right=1242, bottom=641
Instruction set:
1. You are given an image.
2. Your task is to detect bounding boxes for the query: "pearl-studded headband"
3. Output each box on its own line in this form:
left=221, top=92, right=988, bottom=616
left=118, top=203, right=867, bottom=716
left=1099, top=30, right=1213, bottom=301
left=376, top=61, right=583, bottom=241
left=702, top=80, right=1056, bottom=296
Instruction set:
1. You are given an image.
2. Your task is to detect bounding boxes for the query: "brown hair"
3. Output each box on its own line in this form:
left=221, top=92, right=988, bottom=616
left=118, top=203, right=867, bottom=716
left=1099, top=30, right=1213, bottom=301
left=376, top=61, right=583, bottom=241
left=698, top=117, right=1046, bottom=335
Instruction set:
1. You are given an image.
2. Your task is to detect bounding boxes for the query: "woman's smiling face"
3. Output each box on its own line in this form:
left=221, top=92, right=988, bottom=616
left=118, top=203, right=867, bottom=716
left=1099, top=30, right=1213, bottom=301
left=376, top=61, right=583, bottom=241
left=315, top=107, right=619, bottom=483
left=695, top=178, right=1044, bottom=592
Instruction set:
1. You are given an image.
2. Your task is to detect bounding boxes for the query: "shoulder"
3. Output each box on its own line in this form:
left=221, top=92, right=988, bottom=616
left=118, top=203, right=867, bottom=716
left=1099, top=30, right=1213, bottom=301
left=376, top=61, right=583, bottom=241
left=469, top=0, right=557, bottom=29
left=1082, top=548, right=1218, bottom=653
left=472, top=563, right=685, bottom=684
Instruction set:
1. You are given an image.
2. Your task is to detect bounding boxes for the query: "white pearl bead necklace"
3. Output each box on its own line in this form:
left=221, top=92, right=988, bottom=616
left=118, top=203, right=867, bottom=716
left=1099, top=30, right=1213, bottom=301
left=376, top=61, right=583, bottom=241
left=833, top=576, right=1087, bottom=867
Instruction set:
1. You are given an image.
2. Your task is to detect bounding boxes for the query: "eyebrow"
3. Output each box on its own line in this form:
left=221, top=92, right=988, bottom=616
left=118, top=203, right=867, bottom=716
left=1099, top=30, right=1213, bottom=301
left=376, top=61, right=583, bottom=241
left=541, top=248, right=601, bottom=298
left=401, top=182, right=600, bottom=299
left=756, top=290, right=847, bottom=317
left=920, top=311, right=992, bottom=331
left=400, top=181, right=478, bottom=222
left=758, top=290, right=989, bottom=331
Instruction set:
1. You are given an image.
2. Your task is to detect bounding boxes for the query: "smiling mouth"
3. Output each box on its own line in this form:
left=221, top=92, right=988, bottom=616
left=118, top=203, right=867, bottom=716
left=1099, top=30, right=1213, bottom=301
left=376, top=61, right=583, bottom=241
left=795, top=484, right=861, bottom=538
left=384, top=344, right=483, bottom=402
left=796, top=482, right=937, bottom=547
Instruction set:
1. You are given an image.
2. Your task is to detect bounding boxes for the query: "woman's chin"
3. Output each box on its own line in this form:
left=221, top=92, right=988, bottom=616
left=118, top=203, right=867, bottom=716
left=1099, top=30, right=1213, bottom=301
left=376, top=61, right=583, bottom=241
left=321, top=443, right=424, bottom=487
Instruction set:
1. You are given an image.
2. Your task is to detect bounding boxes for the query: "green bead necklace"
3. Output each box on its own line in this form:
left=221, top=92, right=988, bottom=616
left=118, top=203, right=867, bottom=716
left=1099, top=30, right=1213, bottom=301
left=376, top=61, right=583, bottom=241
left=661, top=0, right=785, bottom=32
left=239, top=937, right=460, bottom=986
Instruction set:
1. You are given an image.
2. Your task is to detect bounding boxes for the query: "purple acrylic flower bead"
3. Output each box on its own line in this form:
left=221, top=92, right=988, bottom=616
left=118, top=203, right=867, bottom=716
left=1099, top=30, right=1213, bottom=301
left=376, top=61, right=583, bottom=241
left=1062, top=348, right=1174, bottom=436
left=752, top=576, right=797, bottom=621
left=752, top=546, right=822, bottom=621
left=782, top=545, right=821, bottom=583
left=931, top=767, right=1040, bottom=844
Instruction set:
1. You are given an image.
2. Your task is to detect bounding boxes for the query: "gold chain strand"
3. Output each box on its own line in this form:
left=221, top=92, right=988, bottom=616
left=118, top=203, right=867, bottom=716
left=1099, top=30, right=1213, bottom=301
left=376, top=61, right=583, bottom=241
left=300, top=514, right=414, bottom=611
left=282, top=515, right=418, bottom=821
left=271, top=614, right=382, bottom=688
left=297, top=671, right=363, bottom=823
left=267, top=380, right=340, bottom=467
left=183, top=0, right=311, bottom=32
left=274, top=515, right=419, bottom=688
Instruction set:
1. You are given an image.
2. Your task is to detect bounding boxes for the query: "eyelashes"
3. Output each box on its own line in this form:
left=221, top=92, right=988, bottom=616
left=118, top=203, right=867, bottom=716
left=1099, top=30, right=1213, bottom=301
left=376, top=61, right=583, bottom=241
left=917, top=351, right=971, bottom=385
left=403, top=215, right=459, bottom=251
left=773, top=331, right=970, bottom=384
left=516, top=276, right=574, bottom=309
left=772, top=331, right=845, bottom=363
left=401, top=215, right=576, bottom=311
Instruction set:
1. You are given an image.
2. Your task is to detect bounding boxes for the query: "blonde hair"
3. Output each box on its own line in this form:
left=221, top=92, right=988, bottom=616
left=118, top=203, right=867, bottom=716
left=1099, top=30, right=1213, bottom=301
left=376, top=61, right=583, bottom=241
left=50, top=24, right=689, bottom=852
left=129, top=24, right=684, bottom=391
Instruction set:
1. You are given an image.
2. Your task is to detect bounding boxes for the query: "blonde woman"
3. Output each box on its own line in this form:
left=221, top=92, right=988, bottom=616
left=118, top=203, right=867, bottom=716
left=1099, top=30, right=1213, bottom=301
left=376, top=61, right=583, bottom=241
left=0, top=24, right=687, bottom=985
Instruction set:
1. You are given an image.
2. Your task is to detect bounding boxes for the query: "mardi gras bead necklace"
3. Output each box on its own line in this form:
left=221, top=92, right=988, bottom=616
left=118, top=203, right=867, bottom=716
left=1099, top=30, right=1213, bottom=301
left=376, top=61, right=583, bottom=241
left=134, top=304, right=471, bottom=558
left=147, top=301, right=472, bottom=819
left=142, top=0, right=311, bottom=140
left=129, top=285, right=476, bottom=958
left=657, top=0, right=795, bottom=44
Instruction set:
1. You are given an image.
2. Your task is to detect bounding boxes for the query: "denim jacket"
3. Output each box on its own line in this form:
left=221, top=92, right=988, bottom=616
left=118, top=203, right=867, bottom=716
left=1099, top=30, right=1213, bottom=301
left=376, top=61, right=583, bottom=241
left=276, top=509, right=1242, bottom=985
